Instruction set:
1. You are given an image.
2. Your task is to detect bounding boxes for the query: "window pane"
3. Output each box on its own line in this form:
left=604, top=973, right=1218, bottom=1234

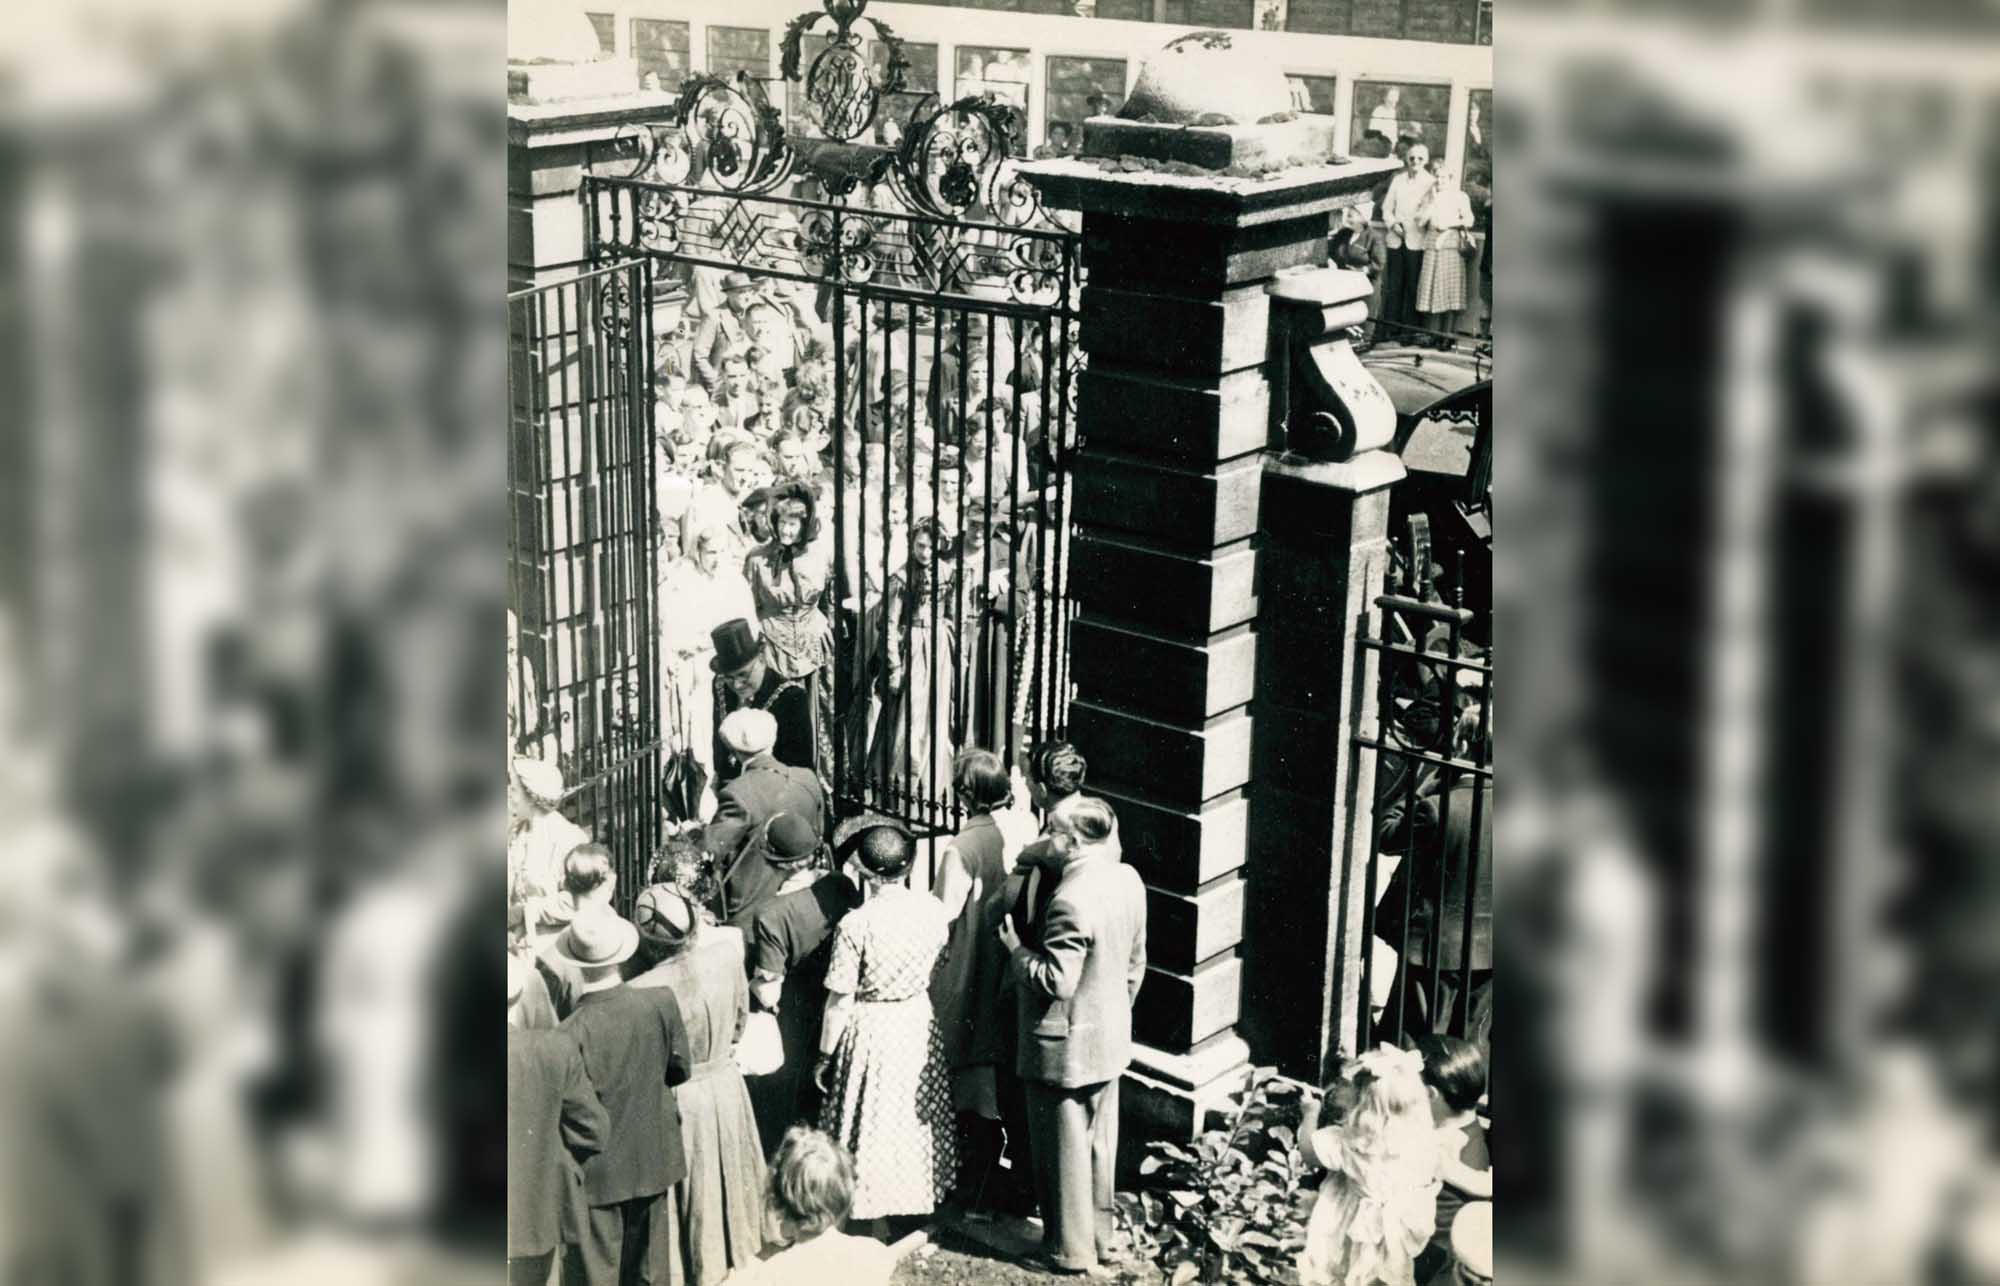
left=632, top=18, right=690, bottom=93
left=955, top=47, right=1031, bottom=157
left=707, top=26, right=771, bottom=82
left=584, top=12, right=616, bottom=56
left=1163, top=0, right=1255, bottom=28
left=874, top=41, right=940, bottom=141
left=1043, top=56, right=1125, bottom=155
left=1351, top=80, right=1451, bottom=158
left=1095, top=0, right=1153, bottom=17
left=1286, top=73, right=1337, bottom=115
left=1463, top=89, right=1492, bottom=216
left=1285, top=0, right=1352, bottom=34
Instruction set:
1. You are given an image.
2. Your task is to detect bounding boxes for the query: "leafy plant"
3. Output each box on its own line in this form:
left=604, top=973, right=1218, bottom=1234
left=1116, top=1067, right=1316, bottom=1284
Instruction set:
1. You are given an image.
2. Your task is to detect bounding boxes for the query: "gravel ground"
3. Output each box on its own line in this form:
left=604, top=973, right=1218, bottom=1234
left=894, top=1226, right=1164, bottom=1286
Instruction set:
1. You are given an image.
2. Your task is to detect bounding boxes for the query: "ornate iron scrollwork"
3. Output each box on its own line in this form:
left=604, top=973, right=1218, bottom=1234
left=778, top=0, right=910, bottom=143
left=619, top=73, right=795, bottom=195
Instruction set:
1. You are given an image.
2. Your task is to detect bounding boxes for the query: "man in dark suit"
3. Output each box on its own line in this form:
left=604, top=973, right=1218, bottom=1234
left=508, top=956, right=608, bottom=1286
left=557, top=911, right=695, bottom=1286
left=996, top=794, right=1148, bottom=1275
left=704, top=707, right=826, bottom=909
left=709, top=619, right=815, bottom=786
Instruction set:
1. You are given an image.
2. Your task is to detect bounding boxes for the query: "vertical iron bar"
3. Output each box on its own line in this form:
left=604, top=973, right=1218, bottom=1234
left=1429, top=553, right=1465, bottom=1035
left=833, top=267, right=849, bottom=813
left=1356, top=609, right=1390, bottom=1055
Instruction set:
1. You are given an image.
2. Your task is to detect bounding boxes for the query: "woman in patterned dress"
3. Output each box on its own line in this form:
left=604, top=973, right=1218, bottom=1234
left=743, top=481, right=836, bottom=790
left=813, top=817, right=958, bottom=1231
left=1416, top=166, right=1476, bottom=345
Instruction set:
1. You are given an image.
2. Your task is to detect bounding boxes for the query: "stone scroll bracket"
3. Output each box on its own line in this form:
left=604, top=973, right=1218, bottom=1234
left=1267, top=265, right=1397, bottom=462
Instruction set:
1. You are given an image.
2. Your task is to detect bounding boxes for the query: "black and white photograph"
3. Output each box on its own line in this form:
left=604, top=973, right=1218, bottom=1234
left=3, top=0, right=2000, bottom=1284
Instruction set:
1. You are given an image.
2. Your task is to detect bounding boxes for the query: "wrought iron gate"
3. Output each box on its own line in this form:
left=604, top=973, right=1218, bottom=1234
left=582, top=70, right=1081, bottom=838
left=507, top=259, right=662, bottom=900
left=1351, top=531, right=1494, bottom=1052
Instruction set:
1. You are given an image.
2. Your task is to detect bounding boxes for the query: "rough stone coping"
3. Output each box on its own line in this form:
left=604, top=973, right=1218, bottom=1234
left=1268, top=264, right=1375, bottom=310
left=507, top=89, right=680, bottom=142
left=1019, top=153, right=1401, bottom=228
left=1082, top=114, right=1341, bottom=176
left=508, top=57, right=639, bottom=107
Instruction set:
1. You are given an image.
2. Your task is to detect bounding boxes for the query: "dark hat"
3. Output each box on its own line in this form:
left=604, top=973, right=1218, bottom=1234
left=710, top=619, right=761, bottom=675
left=633, top=884, right=695, bottom=950
left=722, top=271, right=757, bottom=294
left=832, top=812, right=915, bottom=879
left=552, top=909, right=640, bottom=969
left=764, top=812, right=821, bottom=866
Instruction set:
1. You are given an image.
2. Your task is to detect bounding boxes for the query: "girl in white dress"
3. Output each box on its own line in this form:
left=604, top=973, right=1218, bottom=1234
left=1296, top=1045, right=1443, bottom=1286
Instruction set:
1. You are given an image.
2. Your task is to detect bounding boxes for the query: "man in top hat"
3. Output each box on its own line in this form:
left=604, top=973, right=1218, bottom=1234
left=721, top=810, right=823, bottom=928
left=508, top=955, right=608, bottom=1286
left=710, top=619, right=815, bottom=787
left=694, top=271, right=769, bottom=393
left=556, top=909, right=695, bottom=1286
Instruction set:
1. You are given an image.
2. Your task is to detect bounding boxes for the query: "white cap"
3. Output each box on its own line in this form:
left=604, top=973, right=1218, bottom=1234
left=719, top=708, right=778, bottom=757
left=513, top=756, right=565, bottom=807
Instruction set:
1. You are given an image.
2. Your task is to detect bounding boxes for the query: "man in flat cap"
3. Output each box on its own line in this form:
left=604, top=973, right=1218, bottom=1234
left=706, top=708, right=825, bottom=890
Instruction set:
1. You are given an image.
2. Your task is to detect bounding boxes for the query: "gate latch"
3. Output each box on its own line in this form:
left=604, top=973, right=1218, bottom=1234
left=1267, top=265, right=1396, bottom=462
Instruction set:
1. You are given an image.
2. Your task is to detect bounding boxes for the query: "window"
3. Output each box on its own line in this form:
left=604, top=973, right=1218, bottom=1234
left=707, top=26, right=771, bottom=83
left=1463, top=89, right=1492, bottom=216
left=1163, top=0, right=1256, bottom=27
left=584, top=12, right=616, bottom=56
left=1286, top=73, right=1338, bottom=116
left=1044, top=56, right=1126, bottom=155
left=955, top=47, right=1031, bottom=157
left=632, top=19, right=689, bottom=93
left=1350, top=80, right=1451, bottom=160
left=875, top=41, right=940, bottom=141
left=1095, top=0, right=1152, bottom=17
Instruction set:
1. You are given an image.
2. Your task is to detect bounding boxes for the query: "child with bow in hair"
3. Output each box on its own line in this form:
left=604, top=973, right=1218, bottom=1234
left=1296, top=1045, right=1444, bottom=1286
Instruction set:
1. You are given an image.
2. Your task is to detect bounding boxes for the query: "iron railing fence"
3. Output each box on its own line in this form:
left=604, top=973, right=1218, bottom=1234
left=508, top=259, right=662, bottom=908
left=1352, top=538, right=1494, bottom=1052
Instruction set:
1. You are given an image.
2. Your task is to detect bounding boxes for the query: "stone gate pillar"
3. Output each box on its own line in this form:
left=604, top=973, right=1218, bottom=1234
left=507, top=53, right=670, bottom=292
left=1021, top=31, right=1399, bottom=1139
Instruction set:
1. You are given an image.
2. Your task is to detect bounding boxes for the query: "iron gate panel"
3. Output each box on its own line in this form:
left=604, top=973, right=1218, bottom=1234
left=588, top=172, right=1081, bottom=839
left=508, top=259, right=661, bottom=903
left=1351, top=536, right=1494, bottom=1052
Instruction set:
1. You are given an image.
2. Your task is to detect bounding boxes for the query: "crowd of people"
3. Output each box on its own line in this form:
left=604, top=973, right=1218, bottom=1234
left=631, top=257, right=1063, bottom=825
left=506, top=738, right=1153, bottom=1286
left=1332, top=134, right=1493, bottom=348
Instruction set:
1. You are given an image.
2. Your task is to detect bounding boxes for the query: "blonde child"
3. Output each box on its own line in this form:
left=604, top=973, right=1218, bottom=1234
left=1297, top=1045, right=1443, bottom=1286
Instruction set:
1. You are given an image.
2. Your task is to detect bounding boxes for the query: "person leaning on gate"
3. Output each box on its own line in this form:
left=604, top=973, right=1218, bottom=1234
left=710, top=618, right=816, bottom=789
left=508, top=955, right=608, bottom=1286
left=704, top=708, right=825, bottom=917
left=995, top=793, right=1148, bottom=1276
left=556, top=908, right=696, bottom=1286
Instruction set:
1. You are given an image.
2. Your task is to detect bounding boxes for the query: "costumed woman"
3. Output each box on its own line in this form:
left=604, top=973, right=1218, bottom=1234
left=743, top=481, right=836, bottom=792
left=869, top=517, right=959, bottom=810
